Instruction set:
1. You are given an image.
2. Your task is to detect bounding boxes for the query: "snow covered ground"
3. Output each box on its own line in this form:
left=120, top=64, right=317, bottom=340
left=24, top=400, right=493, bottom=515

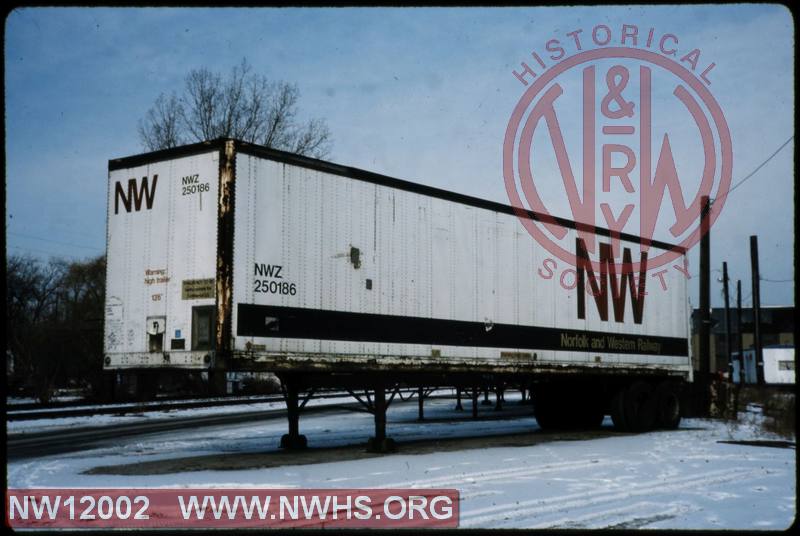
left=7, top=395, right=348, bottom=434
left=7, top=393, right=273, bottom=412
left=6, top=394, right=796, bottom=529
left=7, top=390, right=449, bottom=434
left=7, top=395, right=85, bottom=405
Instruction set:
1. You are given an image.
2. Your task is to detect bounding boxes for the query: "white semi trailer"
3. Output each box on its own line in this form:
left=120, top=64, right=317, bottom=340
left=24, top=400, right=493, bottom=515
left=105, top=138, right=692, bottom=450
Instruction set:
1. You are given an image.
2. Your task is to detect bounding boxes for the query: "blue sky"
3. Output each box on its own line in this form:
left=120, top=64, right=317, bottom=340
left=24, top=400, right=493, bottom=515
left=4, top=5, right=794, bottom=307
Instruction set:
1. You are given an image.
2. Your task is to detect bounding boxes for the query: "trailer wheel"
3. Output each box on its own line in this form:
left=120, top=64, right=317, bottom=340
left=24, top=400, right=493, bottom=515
left=623, top=381, right=657, bottom=432
left=655, top=381, right=681, bottom=429
left=533, top=386, right=568, bottom=430
left=533, top=397, right=561, bottom=430
left=610, top=389, right=629, bottom=432
left=579, top=407, right=606, bottom=429
left=535, top=387, right=603, bottom=431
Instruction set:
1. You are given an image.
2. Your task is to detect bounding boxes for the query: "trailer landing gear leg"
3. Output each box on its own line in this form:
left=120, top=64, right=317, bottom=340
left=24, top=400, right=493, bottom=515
left=367, top=381, right=396, bottom=453
left=455, top=388, right=463, bottom=411
left=494, top=386, right=504, bottom=411
left=279, top=380, right=307, bottom=450
left=208, top=369, right=227, bottom=397
left=417, top=386, right=424, bottom=421
left=482, top=386, right=492, bottom=406
left=100, top=371, right=115, bottom=403
left=472, top=385, right=479, bottom=419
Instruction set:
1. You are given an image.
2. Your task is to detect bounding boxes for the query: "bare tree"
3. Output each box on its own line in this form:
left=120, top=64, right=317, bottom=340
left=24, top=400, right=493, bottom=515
left=6, top=255, right=106, bottom=402
left=138, top=59, right=331, bottom=158
left=6, top=255, right=68, bottom=401
left=138, top=93, right=184, bottom=151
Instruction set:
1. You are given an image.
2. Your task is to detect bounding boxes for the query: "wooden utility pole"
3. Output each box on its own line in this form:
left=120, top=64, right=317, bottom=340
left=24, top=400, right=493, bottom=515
left=722, top=262, right=732, bottom=380
left=736, top=280, right=744, bottom=384
left=699, top=197, right=712, bottom=382
left=750, top=236, right=764, bottom=385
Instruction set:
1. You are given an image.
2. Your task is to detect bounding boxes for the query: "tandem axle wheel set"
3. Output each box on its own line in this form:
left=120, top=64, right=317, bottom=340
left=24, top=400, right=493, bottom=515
left=533, top=378, right=682, bottom=433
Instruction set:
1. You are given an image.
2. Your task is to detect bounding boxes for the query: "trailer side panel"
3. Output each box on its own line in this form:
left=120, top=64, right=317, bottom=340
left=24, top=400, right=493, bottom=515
left=231, top=153, right=690, bottom=376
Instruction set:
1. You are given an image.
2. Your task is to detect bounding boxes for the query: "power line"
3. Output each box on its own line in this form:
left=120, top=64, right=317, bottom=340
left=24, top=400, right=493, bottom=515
left=713, top=135, right=794, bottom=204
left=760, top=277, right=793, bottom=283
left=7, top=231, right=103, bottom=252
left=689, top=268, right=721, bottom=279
left=8, top=245, right=87, bottom=260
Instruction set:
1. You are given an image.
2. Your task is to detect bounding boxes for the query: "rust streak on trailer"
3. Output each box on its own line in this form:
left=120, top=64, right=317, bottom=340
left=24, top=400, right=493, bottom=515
left=215, top=140, right=236, bottom=374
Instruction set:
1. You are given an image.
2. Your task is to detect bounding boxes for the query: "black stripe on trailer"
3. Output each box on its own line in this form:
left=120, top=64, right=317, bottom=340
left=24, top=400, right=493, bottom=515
left=109, top=138, right=686, bottom=254
left=108, top=139, right=225, bottom=171
left=237, top=303, right=689, bottom=357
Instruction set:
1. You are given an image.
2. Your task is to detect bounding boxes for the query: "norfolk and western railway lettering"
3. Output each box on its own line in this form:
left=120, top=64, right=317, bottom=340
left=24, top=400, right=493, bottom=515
left=114, top=175, right=158, bottom=214
left=559, top=332, right=662, bottom=354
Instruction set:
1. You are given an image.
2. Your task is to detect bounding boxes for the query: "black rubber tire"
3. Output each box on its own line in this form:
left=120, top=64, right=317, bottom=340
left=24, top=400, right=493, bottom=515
left=655, top=381, right=682, bottom=429
left=533, top=394, right=562, bottom=430
left=534, top=386, right=604, bottom=431
left=624, top=381, right=657, bottom=432
left=579, top=406, right=606, bottom=429
left=610, top=389, right=629, bottom=432
left=559, top=405, right=585, bottom=430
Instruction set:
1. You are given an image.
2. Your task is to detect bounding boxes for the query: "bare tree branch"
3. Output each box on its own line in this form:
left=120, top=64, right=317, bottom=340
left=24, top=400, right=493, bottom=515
left=182, top=67, right=222, bottom=141
left=263, top=82, right=298, bottom=149
left=7, top=255, right=108, bottom=401
left=292, top=118, right=332, bottom=159
left=138, top=93, right=184, bottom=151
left=138, top=58, right=332, bottom=158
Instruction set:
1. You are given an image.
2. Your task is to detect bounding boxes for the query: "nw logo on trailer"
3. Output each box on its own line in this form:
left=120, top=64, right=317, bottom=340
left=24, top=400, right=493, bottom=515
left=115, top=175, right=158, bottom=214
left=576, top=238, right=647, bottom=324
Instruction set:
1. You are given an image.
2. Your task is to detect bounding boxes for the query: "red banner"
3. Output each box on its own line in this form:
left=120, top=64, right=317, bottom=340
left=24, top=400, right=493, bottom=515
left=6, top=488, right=459, bottom=529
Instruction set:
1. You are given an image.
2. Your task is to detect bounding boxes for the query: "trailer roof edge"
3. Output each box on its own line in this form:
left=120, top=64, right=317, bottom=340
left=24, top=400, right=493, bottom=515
left=108, top=139, right=227, bottom=171
left=108, top=138, right=687, bottom=254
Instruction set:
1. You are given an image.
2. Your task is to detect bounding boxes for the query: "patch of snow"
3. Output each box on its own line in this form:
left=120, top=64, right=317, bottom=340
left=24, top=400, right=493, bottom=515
left=6, top=394, right=795, bottom=530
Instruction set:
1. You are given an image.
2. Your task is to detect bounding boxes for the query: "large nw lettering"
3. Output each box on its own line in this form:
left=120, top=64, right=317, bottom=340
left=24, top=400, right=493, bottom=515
left=114, top=175, right=158, bottom=214
left=576, top=238, right=647, bottom=324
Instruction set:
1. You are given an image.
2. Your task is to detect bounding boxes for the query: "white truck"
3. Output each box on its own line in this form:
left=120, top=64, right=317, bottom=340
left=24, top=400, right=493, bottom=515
left=105, top=138, right=692, bottom=450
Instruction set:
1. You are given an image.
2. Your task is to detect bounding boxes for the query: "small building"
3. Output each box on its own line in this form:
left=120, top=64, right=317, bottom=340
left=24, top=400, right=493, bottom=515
left=691, top=305, right=794, bottom=374
left=731, top=345, right=795, bottom=384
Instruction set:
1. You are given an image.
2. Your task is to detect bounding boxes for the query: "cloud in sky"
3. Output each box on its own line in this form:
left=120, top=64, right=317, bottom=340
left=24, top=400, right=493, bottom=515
left=4, top=5, right=794, bottom=306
